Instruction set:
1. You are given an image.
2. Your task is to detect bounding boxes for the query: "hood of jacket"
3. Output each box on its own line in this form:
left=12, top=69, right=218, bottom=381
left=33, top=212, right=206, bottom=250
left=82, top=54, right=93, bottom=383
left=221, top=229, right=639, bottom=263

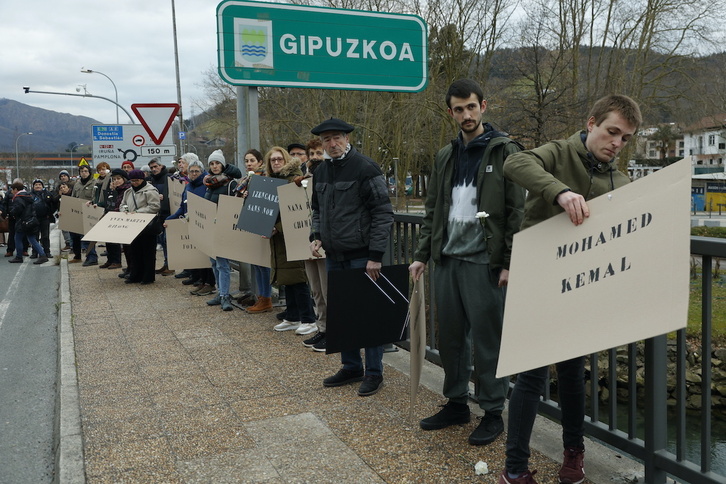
left=267, top=156, right=302, bottom=179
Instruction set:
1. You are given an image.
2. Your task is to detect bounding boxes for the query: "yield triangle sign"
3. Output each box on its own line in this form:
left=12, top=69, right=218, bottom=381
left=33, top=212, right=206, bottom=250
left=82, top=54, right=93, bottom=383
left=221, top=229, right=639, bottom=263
left=131, top=103, right=180, bottom=145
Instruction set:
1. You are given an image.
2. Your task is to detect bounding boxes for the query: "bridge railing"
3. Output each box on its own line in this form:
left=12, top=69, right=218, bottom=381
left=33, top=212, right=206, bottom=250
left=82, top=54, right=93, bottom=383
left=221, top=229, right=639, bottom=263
left=386, top=213, right=725, bottom=484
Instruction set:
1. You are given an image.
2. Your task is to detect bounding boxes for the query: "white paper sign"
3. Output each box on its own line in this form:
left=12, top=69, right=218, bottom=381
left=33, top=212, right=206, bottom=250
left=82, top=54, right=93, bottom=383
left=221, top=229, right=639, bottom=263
left=216, top=195, right=271, bottom=267
left=165, top=218, right=211, bottom=270
left=497, top=160, right=691, bottom=377
left=277, top=182, right=324, bottom=261
left=186, top=193, right=218, bottom=258
left=57, top=196, right=85, bottom=234
left=82, top=212, right=157, bottom=244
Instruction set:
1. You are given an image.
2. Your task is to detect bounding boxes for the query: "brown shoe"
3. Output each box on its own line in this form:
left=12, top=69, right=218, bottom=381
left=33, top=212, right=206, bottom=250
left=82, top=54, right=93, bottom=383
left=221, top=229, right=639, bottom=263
left=107, top=263, right=122, bottom=270
left=155, top=264, right=168, bottom=274
left=246, top=296, right=273, bottom=313
left=195, top=284, right=215, bottom=296
left=160, top=268, right=175, bottom=276
left=68, top=258, right=82, bottom=263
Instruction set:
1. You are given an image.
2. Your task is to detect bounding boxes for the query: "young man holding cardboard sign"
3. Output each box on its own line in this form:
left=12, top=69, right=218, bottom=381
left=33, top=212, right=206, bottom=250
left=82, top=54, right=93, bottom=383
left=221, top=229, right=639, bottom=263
left=499, top=95, right=642, bottom=484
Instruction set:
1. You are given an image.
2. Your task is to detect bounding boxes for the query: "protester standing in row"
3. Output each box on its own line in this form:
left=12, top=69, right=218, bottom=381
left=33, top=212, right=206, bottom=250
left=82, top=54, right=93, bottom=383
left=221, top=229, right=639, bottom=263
left=148, top=158, right=174, bottom=276
left=498, top=94, right=642, bottom=484
left=265, top=147, right=316, bottom=332
left=310, top=118, right=394, bottom=397
left=237, top=149, right=274, bottom=314
left=411, top=78, right=525, bottom=446
left=30, top=179, right=57, bottom=259
left=121, top=170, right=160, bottom=285
left=204, top=149, right=241, bottom=311
left=69, top=164, right=98, bottom=265
left=8, top=181, right=48, bottom=264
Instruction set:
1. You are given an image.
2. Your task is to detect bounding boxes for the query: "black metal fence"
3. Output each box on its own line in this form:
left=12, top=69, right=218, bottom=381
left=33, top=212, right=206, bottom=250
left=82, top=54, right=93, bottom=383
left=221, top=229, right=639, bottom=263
left=387, top=213, right=725, bottom=484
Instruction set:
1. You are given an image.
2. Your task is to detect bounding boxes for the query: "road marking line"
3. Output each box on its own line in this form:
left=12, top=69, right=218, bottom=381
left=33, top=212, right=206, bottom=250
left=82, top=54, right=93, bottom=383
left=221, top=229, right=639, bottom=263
left=0, top=261, right=30, bottom=331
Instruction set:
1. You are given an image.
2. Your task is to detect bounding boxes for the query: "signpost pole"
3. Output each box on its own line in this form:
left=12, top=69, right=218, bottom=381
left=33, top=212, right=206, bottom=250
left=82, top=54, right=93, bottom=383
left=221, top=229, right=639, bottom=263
left=236, top=86, right=260, bottom=164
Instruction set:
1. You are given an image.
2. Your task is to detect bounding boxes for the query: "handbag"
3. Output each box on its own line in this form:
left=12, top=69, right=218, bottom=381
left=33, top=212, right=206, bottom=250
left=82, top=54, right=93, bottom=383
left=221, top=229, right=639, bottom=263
left=0, top=214, right=8, bottom=233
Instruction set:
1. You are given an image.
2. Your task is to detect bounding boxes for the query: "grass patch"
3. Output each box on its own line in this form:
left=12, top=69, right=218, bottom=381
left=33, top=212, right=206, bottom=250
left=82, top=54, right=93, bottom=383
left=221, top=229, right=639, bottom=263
left=688, top=274, right=726, bottom=347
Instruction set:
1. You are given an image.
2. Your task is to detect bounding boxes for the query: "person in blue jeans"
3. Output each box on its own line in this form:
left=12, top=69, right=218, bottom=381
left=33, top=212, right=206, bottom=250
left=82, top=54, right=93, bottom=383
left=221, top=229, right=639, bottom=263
left=203, top=149, right=241, bottom=312
left=310, top=117, right=394, bottom=397
left=7, top=182, right=48, bottom=265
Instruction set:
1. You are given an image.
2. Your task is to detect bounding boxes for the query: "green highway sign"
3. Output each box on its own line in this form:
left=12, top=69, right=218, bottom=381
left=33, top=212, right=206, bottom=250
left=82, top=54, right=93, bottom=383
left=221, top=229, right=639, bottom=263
left=216, top=0, right=428, bottom=92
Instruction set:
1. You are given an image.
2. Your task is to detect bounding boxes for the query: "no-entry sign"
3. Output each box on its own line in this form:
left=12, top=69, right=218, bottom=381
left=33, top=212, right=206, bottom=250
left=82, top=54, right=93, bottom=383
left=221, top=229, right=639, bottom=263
left=216, top=0, right=428, bottom=92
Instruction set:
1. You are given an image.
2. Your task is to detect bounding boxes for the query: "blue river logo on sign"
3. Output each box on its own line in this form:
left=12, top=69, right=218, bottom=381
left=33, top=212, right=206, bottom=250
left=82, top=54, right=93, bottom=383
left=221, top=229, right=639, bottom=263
left=235, top=18, right=273, bottom=68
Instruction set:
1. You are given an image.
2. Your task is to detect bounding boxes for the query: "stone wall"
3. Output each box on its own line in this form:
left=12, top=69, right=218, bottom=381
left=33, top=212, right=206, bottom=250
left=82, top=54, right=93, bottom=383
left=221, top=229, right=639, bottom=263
left=574, top=342, right=726, bottom=419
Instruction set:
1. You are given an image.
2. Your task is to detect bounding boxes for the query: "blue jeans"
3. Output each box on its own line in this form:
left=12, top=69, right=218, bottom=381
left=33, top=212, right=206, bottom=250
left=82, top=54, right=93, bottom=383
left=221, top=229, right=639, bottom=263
left=210, top=256, right=231, bottom=297
left=326, top=257, right=384, bottom=377
left=15, top=230, right=44, bottom=258
left=157, top=228, right=168, bottom=265
left=505, top=357, right=586, bottom=473
left=253, top=265, right=271, bottom=298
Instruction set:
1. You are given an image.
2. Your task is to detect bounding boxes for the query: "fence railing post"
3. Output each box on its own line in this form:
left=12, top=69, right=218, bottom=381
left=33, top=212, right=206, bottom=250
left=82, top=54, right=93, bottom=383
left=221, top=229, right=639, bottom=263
left=643, top=334, right=668, bottom=484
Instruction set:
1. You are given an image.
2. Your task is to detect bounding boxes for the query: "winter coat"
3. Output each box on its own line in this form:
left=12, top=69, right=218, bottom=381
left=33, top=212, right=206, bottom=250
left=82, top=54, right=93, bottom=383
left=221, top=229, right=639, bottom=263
left=10, top=190, right=38, bottom=233
left=31, top=188, right=57, bottom=221
left=413, top=131, right=525, bottom=271
left=150, top=166, right=171, bottom=216
left=268, top=157, right=308, bottom=286
left=311, top=146, right=393, bottom=262
left=504, top=131, right=631, bottom=230
left=121, top=181, right=160, bottom=215
left=204, top=164, right=242, bottom=205
left=167, top=172, right=208, bottom=219
left=71, top=175, right=96, bottom=201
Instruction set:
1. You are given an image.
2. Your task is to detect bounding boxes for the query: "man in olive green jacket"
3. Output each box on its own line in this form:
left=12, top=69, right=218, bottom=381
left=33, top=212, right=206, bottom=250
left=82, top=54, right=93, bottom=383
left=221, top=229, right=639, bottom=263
left=498, top=94, right=642, bottom=484
left=410, top=79, right=525, bottom=446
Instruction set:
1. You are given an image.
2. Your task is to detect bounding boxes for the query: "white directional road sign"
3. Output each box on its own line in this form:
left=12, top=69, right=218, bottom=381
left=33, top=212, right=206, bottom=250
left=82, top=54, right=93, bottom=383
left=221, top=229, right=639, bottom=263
left=92, top=124, right=174, bottom=169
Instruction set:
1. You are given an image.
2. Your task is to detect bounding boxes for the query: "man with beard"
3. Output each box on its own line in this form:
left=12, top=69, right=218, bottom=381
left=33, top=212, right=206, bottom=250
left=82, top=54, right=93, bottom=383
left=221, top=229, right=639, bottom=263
left=148, top=158, right=174, bottom=275
left=409, top=79, right=525, bottom=446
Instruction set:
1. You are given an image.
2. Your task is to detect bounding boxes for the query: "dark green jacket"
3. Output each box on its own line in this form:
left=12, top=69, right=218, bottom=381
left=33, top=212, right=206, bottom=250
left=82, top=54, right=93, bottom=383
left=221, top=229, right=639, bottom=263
left=414, top=135, right=525, bottom=271
left=504, top=131, right=631, bottom=230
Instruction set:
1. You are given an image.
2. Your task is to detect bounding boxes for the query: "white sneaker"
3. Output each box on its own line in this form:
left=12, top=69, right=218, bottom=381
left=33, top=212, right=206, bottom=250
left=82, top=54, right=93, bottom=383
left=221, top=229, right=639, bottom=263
left=274, top=320, right=300, bottom=332
left=295, top=323, right=318, bottom=335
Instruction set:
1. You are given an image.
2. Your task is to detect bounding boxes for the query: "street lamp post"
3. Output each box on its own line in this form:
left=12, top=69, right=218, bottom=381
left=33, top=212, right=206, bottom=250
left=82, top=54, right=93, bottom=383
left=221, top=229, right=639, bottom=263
left=69, top=144, right=84, bottom=175
left=81, top=68, right=119, bottom=124
left=15, top=132, right=33, bottom=180
left=23, top=87, right=135, bottom=124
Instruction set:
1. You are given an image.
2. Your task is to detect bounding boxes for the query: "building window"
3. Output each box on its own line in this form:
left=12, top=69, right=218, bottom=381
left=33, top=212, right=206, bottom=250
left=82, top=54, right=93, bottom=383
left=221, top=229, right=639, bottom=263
left=720, top=143, right=725, bottom=150
left=708, top=134, right=716, bottom=145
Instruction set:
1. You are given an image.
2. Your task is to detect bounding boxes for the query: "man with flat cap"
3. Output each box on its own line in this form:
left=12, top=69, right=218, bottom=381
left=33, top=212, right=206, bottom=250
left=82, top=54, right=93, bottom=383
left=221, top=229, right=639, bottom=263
left=309, top=117, right=394, bottom=397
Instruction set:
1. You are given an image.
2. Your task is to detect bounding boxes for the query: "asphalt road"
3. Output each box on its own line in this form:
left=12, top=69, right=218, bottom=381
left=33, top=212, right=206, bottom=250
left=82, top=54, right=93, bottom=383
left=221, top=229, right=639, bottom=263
left=0, top=253, right=59, bottom=483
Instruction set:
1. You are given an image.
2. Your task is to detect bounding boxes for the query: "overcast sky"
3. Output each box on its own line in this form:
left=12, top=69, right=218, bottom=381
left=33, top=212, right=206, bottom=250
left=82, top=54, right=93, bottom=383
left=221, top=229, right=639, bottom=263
left=0, top=0, right=220, bottom=124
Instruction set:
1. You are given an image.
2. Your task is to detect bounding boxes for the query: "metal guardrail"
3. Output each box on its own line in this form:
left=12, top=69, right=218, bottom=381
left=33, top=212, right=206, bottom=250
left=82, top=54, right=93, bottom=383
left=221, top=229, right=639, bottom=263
left=387, top=214, right=725, bottom=484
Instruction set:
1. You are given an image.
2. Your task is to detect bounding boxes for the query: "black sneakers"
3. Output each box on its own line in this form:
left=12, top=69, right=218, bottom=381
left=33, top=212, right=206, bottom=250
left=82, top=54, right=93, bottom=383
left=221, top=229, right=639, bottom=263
left=323, top=368, right=364, bottom=387
left=468, top=413, right=504, bottom=445
left=303, top=332, right=325, bottom=348
left=358, top=375, right=383, bottom=396
left=420, top=402, right=471, bottom=430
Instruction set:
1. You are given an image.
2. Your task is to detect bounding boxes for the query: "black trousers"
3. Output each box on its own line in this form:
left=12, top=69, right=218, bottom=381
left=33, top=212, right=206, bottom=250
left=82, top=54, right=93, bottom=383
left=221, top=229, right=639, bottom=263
left=127, top=229, right=157, bottom=283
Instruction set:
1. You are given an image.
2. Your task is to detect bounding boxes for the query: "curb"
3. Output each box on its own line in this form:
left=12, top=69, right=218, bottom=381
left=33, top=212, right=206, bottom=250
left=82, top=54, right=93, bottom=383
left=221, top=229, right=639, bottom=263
left=55, top=243, right=86, bottom=483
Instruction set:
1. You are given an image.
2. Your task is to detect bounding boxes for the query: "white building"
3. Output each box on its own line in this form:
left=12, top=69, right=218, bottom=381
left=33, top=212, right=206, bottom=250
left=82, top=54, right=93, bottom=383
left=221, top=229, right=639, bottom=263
left=683, top=114, right=726, bottom=170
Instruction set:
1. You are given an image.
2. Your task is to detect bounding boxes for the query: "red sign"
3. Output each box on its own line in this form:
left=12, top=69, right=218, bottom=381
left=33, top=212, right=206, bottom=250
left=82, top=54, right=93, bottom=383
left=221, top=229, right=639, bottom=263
left=131, top=103, right=180, bottom=145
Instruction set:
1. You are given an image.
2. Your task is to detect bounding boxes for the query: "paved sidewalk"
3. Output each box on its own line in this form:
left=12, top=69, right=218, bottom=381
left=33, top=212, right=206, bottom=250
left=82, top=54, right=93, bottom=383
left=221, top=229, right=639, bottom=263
left=58, top=251, right=641, bottom=483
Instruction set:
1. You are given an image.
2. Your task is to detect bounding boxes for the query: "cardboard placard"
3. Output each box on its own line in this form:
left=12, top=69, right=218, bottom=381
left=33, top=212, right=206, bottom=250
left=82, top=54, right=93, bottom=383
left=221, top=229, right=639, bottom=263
left=277, top=182, right=324, bottom=261
left=326, top=264, right=409, bottom=354
left=496, top=160, right=691, bottom=377
left=186, top=192, right=218, bottom=258
left=165, top=218, right=212, bottom=270
left=83, top=204, right=106, bottom=234
left=216, top=195, right=271, bottom=266
left=82, top=212, right=157, bottom=244
left=236, top=175, right=288, bottom=237
left=57, top=196, right=85, bottom=234
left=168, top=177, right=186, bottom=215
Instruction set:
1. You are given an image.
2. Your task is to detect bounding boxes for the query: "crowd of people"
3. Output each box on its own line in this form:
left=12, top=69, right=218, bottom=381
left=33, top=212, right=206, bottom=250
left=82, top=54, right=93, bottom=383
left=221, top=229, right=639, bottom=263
left=1, top=80, right=643, bottom=484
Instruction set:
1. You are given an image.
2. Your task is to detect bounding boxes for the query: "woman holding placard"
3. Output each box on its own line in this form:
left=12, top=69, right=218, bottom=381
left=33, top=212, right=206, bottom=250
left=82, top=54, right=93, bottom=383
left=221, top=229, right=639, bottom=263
left=264, top=147, right=316, bottom=334
left=203, top=149, right=241, bottom=312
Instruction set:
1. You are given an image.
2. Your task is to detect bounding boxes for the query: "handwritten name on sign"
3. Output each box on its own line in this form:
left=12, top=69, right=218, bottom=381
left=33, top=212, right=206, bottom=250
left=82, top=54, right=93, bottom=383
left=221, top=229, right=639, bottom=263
left=185, top=192, right=217, bottom=258
left=558, top=212, right=652, bottom=293
left=236, top=175, right=288, bottom=237
left=82, top=212, right=157, bottom=244
left=497, top=160, right=690, bottom=378
left=165, top=218, right=211, bottom=270
left=277, top=182, right=323, bottom=261
left=58, top=196, right=85, bottom=234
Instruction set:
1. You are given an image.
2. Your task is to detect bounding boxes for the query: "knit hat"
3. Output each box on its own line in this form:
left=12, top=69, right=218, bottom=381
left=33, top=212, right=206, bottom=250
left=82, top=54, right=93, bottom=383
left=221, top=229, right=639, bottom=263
left=111, top=168, right=128, bottom=179
left=59, top=170, right=70, bottom=179
left=128, top=169, right=146, bottom=180
left=32, top=178, right=44, bottom=187
left=208, top=149, right=226, bottom=167
left=121, top=161, right=135, bottom=170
